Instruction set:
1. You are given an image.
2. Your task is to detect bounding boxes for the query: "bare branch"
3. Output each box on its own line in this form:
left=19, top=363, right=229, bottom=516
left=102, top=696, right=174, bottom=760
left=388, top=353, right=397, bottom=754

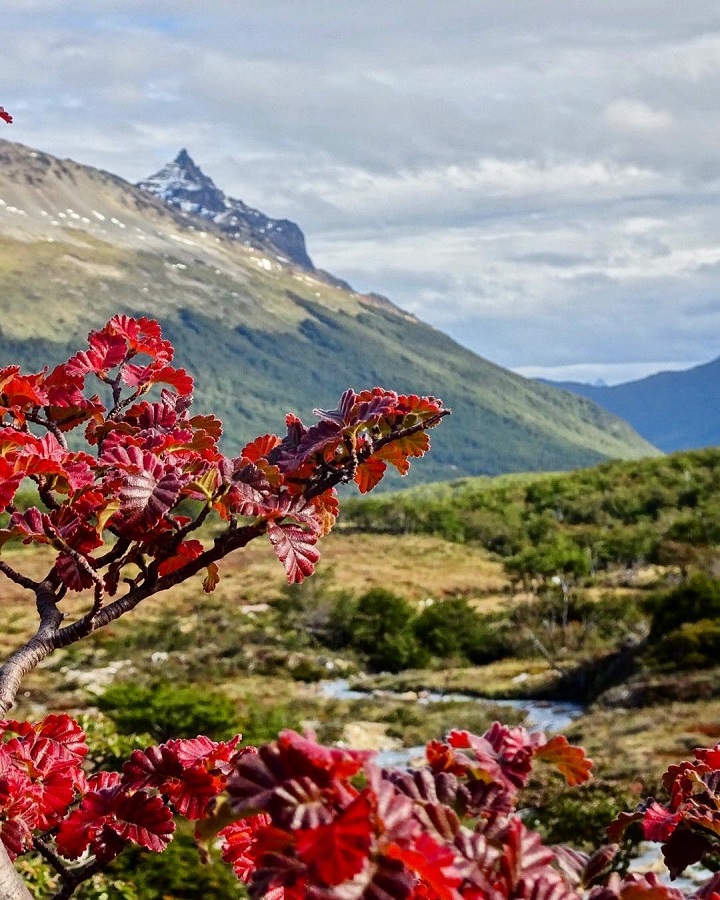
left=0, top=582, right=63, bottom=715
left=0, top=560, right=40, bottom=592
left=24, top=411, right=68, bottom=450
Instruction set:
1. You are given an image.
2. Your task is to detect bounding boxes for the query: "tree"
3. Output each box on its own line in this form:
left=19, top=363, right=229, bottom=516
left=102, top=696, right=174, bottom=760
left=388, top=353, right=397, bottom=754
left=0, top=316, right=447, bottom=896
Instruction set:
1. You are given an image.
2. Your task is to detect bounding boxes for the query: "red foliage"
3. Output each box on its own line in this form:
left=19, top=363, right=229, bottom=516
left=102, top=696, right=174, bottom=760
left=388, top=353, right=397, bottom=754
left=0, top=317, right=447, bottom=589
left=1, top=316, right=715, bottom=899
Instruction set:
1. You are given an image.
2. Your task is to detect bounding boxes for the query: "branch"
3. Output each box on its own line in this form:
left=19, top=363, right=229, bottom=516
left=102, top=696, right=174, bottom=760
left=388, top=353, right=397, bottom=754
left=0, top=842, right=32, bottom=900
left=24, top=411, right=68, bottom=450
left=301, top=411, right=450, bottom=500
left=54, top=521, right=267, bottom=647
left=0, top=560, right=40, bottom=592
left=0, top=582, right=63, bottom=715
left=33, top=836, right=105, bottom=900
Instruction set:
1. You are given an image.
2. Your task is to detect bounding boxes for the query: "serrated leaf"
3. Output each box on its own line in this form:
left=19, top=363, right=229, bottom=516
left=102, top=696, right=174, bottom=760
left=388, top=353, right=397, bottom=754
left=157, top=539, right=204, bottom=577
left=535, top=735, right=593, bottom=786
left=295, top=790, right=374, bottom=885
left=354, top=457, right=386, bottom=494
left=267, top=521, right=320, bottom=584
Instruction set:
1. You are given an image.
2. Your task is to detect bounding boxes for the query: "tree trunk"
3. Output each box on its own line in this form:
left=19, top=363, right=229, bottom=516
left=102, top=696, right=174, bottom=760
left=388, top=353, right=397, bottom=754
left=0, top=842, right=33, bottom=900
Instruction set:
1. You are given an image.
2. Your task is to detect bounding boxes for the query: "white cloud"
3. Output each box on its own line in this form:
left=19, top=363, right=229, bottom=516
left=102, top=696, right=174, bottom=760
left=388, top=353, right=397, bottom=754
left=2, top=1, right=720, bottom=382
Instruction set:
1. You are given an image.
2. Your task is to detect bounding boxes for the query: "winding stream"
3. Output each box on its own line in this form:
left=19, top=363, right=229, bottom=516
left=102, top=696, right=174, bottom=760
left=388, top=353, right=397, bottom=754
left=319, top=678, right=584, bottom=766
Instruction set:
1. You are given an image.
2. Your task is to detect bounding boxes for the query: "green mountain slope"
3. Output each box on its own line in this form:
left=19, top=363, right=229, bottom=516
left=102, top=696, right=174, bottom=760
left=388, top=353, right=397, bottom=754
left=0, top=139, right=656, bottom=484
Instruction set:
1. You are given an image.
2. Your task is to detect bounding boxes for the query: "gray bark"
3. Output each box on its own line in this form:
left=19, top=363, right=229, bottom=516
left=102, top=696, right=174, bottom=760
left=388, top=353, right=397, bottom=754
left=0, top=842, right=33, bottom=900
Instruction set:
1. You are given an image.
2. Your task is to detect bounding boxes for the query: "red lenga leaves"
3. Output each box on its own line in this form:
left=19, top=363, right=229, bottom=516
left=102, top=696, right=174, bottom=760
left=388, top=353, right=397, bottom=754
left=0, top=317, right=447, bottom=588
left=219, top=724, right=594, bottom=898
left=2, top=716, right=720, bottom=898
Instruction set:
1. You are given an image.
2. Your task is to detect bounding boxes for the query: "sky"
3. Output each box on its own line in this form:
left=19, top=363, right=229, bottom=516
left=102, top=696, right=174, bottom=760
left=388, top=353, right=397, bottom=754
left=3, top=2, right=720, bottom=384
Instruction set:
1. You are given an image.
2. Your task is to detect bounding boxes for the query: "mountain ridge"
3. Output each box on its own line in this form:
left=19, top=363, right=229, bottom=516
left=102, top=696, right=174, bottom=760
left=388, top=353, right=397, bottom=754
left=0, top=138, right=657, bottom=485
left=543, top=357, right=720, bottom=452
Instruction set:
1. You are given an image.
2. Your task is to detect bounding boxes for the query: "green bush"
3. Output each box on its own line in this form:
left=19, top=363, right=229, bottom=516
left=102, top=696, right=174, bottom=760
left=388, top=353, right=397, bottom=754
left=645, top=573, right=720, bottom=639
left=647, top=618, right=720, bottom=672
left=96, top=681, right=240, bottom=743
left=413, top=597, right=509, bottom=664
left=338, top=588, right=428, bottom=673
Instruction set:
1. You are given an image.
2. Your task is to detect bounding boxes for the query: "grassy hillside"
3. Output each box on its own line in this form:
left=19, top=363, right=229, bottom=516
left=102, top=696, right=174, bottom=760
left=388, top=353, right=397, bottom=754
left=0, top=139, right=656, bottom=485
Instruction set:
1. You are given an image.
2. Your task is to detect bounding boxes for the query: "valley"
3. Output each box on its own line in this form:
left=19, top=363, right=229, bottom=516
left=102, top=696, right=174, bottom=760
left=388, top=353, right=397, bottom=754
left=5, top=446, right=720, bottom=895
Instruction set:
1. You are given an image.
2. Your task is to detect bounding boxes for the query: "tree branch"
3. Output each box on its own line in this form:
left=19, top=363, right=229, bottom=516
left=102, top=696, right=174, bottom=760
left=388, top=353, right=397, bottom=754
left=0, top=560, right=40, bottom=592
left=53, top=521, right=267, bottom=648
left=0, top=582, right=63, bottom=715
left=33, top=835, right=104, bottom=900
left=0, top=842, right=33, bottom=900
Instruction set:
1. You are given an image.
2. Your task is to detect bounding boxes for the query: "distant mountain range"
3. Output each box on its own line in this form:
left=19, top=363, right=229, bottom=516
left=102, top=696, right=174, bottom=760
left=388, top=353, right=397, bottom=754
left=0, top=139, right=656, bottom=485
left=544, top=358, right=720, bottom=453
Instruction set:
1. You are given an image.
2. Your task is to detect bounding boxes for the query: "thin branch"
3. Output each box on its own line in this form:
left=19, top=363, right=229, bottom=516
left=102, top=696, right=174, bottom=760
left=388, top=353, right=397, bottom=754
left=54, top=521, right=267, bottom=647
left=35, top=835, right=107, bottom=900
left=94, top=536, right=131, bottom=568
left=0, top=560, right=40, bottom=592
left=300, top=411, right=450, bottom=500
left=24, top=412, right=68, bottom=450
left=32, top=835, right=71, bottom=879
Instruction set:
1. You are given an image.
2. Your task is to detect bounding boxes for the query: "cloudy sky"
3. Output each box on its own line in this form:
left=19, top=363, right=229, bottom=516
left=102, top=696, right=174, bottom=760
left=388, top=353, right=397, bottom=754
left=3, top=2, right=720, bottom=383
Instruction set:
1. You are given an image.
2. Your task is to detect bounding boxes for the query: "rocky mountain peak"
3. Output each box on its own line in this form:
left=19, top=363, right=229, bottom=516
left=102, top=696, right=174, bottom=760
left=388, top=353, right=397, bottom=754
left=137, top=150, right=314, bottom=270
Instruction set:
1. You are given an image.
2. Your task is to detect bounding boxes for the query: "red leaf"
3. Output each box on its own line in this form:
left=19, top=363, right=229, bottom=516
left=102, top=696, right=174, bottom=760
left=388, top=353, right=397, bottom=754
left=220, top=813, right=273, bottom=882
left=157, top=539, right=204, bottom=576
left=267, top=521, right=320, bottom=584
left=386, top=832, right=463, bottom=899
left=642, top=802, right=681, bottom=842
left=296, top=790, right=374, bottom=885
left=119, top=467, right=183, bottom=529
left=354, top=457, right=387, bottom=493
left=535, top=735, right=593, bottom=786
left=56, top=783, right=175, bottom=862
left=242, top=434, right=281, bottom=462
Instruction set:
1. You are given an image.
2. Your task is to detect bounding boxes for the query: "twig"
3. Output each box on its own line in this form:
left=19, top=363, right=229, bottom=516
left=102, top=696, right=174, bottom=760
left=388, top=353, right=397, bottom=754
left=34, top=836, right=105, bottom=900
left=0, top=561, right=40, bottom=592
left=24, top=412, right=68, bottom=450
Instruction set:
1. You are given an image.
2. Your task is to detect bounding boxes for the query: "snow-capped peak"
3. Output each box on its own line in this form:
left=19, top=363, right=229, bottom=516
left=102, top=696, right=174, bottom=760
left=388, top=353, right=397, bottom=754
left=136, top=150, right=314, bottom=270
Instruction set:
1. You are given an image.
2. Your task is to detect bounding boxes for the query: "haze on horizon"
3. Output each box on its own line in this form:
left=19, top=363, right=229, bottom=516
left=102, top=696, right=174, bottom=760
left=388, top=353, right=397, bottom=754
left=3, top=1, right=720, bottom=385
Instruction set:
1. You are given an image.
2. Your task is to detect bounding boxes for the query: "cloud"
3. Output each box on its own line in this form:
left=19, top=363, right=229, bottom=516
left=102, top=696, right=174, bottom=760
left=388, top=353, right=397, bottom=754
left=3, top=2, right=720, bottom=382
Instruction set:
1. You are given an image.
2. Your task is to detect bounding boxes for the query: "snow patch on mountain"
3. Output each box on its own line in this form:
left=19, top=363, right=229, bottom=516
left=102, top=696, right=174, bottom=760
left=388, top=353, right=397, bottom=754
left=137, top=149, right=314, bottom=270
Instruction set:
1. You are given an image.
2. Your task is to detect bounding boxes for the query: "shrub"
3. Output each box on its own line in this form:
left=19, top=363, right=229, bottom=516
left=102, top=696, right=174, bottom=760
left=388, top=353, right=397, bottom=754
left=340, top=588, right=429, bottom=672
left=413, top=597, right=510, bottom=664
left=646, top=618, right=720, bottom=672
left=646, top=572, right=720, bottom=639
left=96, top=681, right=240, bottom=743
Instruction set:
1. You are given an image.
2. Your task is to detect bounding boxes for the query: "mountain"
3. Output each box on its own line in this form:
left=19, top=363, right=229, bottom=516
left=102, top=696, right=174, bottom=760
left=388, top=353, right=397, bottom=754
left=545, top=358, right=720, bottom=453
left=0, top=139, right=657, bottom=485
left=137, top=149, right=313, bottom=270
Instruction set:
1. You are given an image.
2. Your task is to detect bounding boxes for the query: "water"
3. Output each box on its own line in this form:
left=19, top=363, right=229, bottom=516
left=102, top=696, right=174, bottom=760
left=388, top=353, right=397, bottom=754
left=318, top=678, right=584, bottom=766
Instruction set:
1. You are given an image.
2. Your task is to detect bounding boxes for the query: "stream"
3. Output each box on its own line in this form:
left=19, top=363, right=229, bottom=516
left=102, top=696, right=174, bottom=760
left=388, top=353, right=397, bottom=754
left=318, top=678, right=584, bottom=766
left=319, top=679, right=708, bottom=891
